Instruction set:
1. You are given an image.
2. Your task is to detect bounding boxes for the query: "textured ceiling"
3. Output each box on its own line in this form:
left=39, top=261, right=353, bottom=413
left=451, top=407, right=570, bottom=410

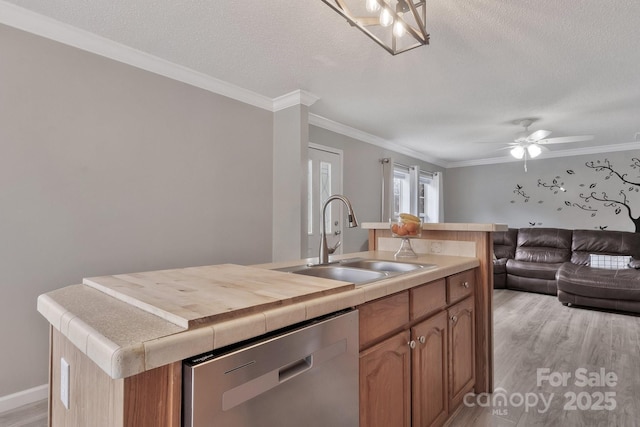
left=5, top=0, right=640, bottom=164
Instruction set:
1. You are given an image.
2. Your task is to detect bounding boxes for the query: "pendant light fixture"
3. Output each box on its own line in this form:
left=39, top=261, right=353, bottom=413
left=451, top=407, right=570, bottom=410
left=321, top=0, right=429, bottom=55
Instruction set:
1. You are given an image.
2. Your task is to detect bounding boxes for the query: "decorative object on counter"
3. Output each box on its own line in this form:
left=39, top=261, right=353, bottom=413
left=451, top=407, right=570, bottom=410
left=390, top=213, right=422, bottom=258
left=320, top=0, right=429, bottom=55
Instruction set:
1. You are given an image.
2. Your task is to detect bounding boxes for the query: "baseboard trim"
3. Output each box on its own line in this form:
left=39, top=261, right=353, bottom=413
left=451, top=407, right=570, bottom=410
left=0, top=384, right=48, bottom=414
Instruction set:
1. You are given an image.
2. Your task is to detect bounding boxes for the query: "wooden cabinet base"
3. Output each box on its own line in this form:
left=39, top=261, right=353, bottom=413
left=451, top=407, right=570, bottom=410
left=358, top=271, right=478, bottom=427
left=359, top=330, right=412, bottom=427
left=49, top=327, right=181, bottom=427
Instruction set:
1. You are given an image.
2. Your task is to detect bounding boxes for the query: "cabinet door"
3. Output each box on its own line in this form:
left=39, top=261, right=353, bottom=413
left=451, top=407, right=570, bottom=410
left=448, top=296, right=475, bottom=410
left=412, top=311, right=448, bottom=427
left=360, top=330, right=412, bottom=427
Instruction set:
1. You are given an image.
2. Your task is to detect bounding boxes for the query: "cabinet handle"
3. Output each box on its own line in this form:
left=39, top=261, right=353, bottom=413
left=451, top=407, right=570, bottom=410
left=450, top=315, right=458, bottom=324
left=418, top=336, right=426, bottom=344
left=462, top=281, right=470, bottom=288
left=408, top=340, right=416, bottom=349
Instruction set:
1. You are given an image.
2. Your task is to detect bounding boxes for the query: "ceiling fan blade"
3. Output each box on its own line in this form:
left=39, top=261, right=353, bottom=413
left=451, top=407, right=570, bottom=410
left=526, top=129, right=552, bottom=142
left=538, top=135, right=594, bottom=144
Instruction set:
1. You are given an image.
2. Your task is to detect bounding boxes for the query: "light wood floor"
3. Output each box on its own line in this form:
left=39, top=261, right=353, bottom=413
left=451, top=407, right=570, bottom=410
left=3, top=289, right=639, bottom=427
left=449, top=289, right=640, bottom=427
left=0, top=399, right=47, bottom=427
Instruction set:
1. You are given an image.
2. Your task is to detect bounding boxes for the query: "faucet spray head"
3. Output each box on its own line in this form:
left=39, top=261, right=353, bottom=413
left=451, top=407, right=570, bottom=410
left=347, top=212, right=359, bottom=228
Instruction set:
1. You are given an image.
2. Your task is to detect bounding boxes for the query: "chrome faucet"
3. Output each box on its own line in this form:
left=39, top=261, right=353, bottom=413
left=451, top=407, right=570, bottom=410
left=318, top=195, right=359, bottom=265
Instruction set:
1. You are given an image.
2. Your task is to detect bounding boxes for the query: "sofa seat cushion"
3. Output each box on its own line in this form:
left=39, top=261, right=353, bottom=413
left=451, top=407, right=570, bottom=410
left=557, top=262, right=640, bottom=302
left=506, top=259, right=564, bottom=280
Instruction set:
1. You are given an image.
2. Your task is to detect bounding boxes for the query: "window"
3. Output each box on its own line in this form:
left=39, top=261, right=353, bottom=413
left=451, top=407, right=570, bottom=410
left=393, top=165, right=411, bottom=219
left=419, top=171, right=440, bottom=223
left=383, top=158, right=440, bottom=223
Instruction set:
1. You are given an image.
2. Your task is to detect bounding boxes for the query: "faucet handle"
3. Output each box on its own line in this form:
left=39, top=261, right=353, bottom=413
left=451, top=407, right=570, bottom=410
left=327, top=240, right=342, bottom=254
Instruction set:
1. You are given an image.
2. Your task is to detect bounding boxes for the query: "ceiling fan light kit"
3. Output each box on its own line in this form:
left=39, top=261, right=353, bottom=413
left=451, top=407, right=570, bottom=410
left=502, top=119, right=594, bottom=171
left=510, top=143, right=542, bottom=160
left=321, top=0, right=430, bottom=55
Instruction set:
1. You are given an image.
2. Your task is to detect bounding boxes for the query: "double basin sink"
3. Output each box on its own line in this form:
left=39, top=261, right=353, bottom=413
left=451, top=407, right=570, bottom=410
left=276, top=258, right=437, bottom=286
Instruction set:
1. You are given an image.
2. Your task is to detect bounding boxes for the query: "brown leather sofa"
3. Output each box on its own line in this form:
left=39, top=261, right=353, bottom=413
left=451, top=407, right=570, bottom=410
left=492, top=228, right=517, bottom=289
left=556, top=229, right=640, bottom=313
left=506, top=228, right=573, bottom=295
left=492, top=227, right=640, bottom=313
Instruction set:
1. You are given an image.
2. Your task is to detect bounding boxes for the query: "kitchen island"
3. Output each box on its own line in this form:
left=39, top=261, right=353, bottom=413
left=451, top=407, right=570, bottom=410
left=38, top=223, right=504, bottom=426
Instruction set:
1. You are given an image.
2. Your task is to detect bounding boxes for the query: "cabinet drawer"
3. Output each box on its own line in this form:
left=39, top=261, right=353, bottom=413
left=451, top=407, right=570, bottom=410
left=359, top=291, right=409, bottom=350
left=410, top=279, right=446, bottom=320
left=446, top=270, right=474, bottom=304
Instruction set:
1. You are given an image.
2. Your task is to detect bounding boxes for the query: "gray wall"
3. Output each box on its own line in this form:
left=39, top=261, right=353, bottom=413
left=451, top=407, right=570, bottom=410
left=0, top=25, right=273, bottom=397
left=309, top=126, right=445, bottom=253
left=445, top=150, right=640, bottom=232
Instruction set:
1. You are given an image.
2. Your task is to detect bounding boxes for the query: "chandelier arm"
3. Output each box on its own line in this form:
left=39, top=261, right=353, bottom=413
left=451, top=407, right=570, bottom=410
left=334, top=0, right=352, bottom=14
left=321, top=1, right=396, bottom=54
left=321, top=0, right=429, bottom=55
left=405, top=0, right=428, bottom=41
left=387, top=2, right=428, bottom=44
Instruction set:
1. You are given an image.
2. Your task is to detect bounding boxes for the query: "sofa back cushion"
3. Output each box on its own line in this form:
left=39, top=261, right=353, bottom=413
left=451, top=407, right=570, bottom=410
left=493, top=228, right=518, bottom=259
left=571, top=229, right=640, bottom=265
left=515, top=228, right=573, bottom=263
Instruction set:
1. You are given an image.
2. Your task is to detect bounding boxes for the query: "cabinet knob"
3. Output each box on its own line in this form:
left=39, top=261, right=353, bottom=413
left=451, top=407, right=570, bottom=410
left=462, top=281, right=470, bottom=288
left=408, top=340, right=416, bottom=349
left=450, top=315, right=458, bottom=324
left=418, top=335, right=426, bottom=344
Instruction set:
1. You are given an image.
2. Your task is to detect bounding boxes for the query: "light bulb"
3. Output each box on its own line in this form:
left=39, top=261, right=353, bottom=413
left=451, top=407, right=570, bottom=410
left=527, top=144, right=542, bottom=158
left=366, top=0, right=380, bottom=13
left=393, top=16, right=405, bottom=37
left=510, top=146, right=525, bottom=159
left=379, top=8, right=393, bottom=27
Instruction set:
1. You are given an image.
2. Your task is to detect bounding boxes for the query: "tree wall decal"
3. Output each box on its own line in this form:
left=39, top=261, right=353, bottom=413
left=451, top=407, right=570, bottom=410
left=580, top=158, right=640, bottom=231
left=539, top=158, right=640, bottom=232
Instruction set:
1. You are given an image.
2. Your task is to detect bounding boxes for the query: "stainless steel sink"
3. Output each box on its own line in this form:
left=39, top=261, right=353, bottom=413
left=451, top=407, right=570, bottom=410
left=275, top=258, right=437, bottom=286
left=339, top=258, right=435, bottom=273
left=280, top=265, right=388, bottom=285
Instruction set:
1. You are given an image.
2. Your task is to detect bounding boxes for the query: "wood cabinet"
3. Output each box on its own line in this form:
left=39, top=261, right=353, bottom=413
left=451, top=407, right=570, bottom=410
left=360, top=330, right=412, bottom=427
left=448, top=296, right=475, bottom=410
left=411, top=311, right=448, bottom=427
left=358, top=269, right=477, bottom=427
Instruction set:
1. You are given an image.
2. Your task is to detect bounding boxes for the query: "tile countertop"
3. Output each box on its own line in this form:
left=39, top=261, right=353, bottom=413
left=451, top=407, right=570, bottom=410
left=37, top=251, right=479, bottom=379
left=361, top=222, right=508, bottom=231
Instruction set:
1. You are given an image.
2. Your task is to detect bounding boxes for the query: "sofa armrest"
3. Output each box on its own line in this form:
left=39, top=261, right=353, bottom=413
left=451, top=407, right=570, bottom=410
left=629, top=259, right=640, bottom=269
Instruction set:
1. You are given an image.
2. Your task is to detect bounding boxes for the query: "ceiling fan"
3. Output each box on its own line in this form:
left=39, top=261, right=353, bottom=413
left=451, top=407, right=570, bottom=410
left=500, top=119, right=594, bottom=171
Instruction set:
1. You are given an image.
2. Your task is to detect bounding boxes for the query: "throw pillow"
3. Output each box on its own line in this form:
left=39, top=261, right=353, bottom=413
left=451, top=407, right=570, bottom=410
left=589, top=254, right=631, bottom=270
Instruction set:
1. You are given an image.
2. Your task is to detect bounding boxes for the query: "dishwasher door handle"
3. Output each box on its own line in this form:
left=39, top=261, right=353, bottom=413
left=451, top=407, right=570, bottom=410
left=222, top=354, right=314, bottom=410
left=279, top=355, right=313, bottom=383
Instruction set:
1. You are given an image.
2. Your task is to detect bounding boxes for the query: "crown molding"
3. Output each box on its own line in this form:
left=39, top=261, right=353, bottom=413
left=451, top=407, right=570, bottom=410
left=446, top=142, right=640, bottom=169
left=308, top=114, right=447, bottom=168
left=0, top=1, right=279, bottom=110
left=4, top=2, right=634, bottom=168
left=273, top=90, right=320, bottom=111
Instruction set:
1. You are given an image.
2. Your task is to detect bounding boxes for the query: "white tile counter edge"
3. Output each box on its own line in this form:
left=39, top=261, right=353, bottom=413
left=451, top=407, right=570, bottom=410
left=38, top=251, right=479, bottom=379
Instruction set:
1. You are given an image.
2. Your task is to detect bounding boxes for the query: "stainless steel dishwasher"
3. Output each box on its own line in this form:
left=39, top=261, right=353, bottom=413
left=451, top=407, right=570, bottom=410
left=183, top=309, right=359, bottom=427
